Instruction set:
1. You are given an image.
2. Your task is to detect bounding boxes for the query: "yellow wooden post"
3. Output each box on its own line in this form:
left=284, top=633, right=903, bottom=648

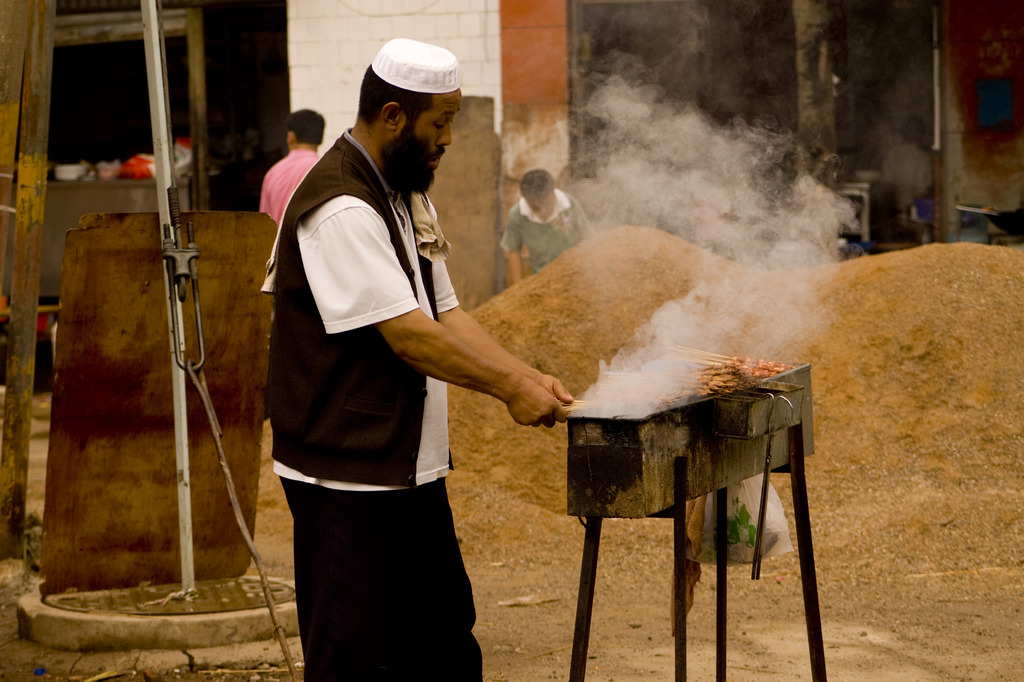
left=0, top=0, right=56, bottom=561
left=0, top=0, right=30, bottom=288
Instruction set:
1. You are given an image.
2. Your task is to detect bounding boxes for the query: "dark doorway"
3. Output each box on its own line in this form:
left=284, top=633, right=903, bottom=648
left=47, top=3, right=289, bottom=211
left=203, top=4, right=290, bottom=211
left=569, top=0, right=798, bottom=178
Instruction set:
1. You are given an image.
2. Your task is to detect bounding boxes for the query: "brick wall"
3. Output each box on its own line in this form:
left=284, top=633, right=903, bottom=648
left=286, top=0, right=502, bottom=145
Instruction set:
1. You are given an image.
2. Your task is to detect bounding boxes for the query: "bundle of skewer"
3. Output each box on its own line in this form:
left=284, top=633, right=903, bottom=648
left=563, top=367, right=691, bottom=416
left=670, top=347, right=793, bottom=395
left=562, top=400, right=590, bottom=414
left=565, top=349, right=794, bottom=415
left=667, top=347, right=735, bottom=366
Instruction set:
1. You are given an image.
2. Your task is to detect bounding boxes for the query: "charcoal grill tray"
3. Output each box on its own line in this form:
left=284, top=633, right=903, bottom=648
left=713, top=380, right=804, bottom=439
left=566, top=364, right=813, bottom=518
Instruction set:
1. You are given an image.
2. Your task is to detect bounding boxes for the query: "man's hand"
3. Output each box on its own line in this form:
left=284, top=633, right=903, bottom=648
left=530, top=372, right=573, bottom=405
left=504, top=373, right=568, bottom=427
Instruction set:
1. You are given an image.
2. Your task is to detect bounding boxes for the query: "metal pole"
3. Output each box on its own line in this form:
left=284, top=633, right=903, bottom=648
left=715, top=487, right=727, bottom=681
left=789, top=429, right=828, bottom=681
left=568, top=516, right=602, bottom=682
left=0, top=0, right=55, bottom=561
left=931, top=1, right=945, bottom=242
left=672, top=456, right=688, bottom=682
left=139, top=0, right=195, bottom=591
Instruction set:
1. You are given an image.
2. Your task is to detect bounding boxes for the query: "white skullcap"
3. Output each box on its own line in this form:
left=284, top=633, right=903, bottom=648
left=371, top=38, right=460, bottom=94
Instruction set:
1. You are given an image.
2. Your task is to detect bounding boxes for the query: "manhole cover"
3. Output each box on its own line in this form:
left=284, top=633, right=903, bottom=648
left=42, top=577, right=295, bottom=615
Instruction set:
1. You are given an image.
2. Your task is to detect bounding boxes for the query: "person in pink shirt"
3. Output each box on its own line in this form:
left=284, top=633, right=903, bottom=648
left=259, top=109, right=326, bottom=224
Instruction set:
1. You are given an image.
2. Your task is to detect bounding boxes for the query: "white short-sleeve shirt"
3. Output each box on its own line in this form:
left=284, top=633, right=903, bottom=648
left=274, top=192, right=459, bottom=491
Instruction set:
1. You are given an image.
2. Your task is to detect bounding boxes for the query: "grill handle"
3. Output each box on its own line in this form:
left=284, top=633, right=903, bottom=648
left=751, top=394, right=793, bottom=579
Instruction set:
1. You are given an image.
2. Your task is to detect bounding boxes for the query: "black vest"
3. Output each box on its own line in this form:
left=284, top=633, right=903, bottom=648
left=268, top=135, right=439, bottom=487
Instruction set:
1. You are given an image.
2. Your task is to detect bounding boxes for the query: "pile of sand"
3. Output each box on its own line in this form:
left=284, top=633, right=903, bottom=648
left=449, top=226, right=1024, bottom=581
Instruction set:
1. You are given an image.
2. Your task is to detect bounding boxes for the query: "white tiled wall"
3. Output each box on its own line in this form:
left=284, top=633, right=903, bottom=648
left=286, top=0, right=502, bottom=147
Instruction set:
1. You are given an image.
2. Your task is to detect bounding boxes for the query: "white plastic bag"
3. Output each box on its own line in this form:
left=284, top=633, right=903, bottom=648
left=690, top=474, right=793, bottom=565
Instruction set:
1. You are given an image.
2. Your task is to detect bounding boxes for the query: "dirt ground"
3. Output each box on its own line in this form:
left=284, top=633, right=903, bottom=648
left=4, top=226, right=1024, bottom=680
left=255, top=228, right=1024, bottom=681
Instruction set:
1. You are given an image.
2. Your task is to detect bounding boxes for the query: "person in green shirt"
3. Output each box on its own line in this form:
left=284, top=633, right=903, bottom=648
left=501, top=168, right=593, bottom=284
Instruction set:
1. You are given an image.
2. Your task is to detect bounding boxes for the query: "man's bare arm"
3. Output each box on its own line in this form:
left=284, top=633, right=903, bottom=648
left=505, top=250, right=523, bottom=284
left=437, top=306, right=572, bottom=403
left=374, top=308, right=567, bottom=427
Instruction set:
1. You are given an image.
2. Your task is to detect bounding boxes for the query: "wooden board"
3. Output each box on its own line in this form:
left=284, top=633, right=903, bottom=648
left=40, top=211, right=276, bottom=596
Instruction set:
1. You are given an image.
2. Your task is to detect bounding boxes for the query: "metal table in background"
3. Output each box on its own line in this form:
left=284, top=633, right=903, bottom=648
left=837, top=181, right=872, bottom=242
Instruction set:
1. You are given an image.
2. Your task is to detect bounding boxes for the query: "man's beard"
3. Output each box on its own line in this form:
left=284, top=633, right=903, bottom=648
left=381, top=128, right=438, bottom=194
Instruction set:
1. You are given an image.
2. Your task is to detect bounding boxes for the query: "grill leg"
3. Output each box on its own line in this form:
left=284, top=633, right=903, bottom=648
left=569, top=516, right=602, bottom=682
left=673, top=456, right=688, bottom=682
left=790, top=442, right=828, bottom=681
left=716, top=486, right=728, bottom=681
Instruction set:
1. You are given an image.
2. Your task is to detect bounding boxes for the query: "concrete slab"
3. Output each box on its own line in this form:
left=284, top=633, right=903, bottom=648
left=0, top=628, right=303, bottom=680
left=17, top=582, right=298, bottom=652
left=134, top=648, right=193, bottom=675
left=69, top=650, right=141, bottom=677
left=0, top=636, right=81, bottom=679
left=187, top=636, right=303, bottom=673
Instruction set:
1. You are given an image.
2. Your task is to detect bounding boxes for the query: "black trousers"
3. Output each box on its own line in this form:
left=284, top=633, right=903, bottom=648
left=281, top=475, right=483, bottom=682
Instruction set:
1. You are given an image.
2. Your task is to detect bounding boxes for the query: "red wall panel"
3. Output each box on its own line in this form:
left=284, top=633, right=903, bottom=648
left=501, top=0, right=567, bottom=29
left=501, top=26, right=568, bottom=105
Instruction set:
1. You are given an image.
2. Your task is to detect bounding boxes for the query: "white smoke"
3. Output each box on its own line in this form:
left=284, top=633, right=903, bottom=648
left=571, top=78, right=854, bottom=418
left=576, top=76, right=856, bottom=269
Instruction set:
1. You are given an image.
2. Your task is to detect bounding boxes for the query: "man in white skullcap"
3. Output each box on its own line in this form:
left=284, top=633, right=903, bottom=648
left=264, top=38, right=573, bottom=679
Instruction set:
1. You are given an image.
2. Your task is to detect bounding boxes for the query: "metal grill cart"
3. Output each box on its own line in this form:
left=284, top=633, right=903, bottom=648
left=566, top=363, right=827, bottom=681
